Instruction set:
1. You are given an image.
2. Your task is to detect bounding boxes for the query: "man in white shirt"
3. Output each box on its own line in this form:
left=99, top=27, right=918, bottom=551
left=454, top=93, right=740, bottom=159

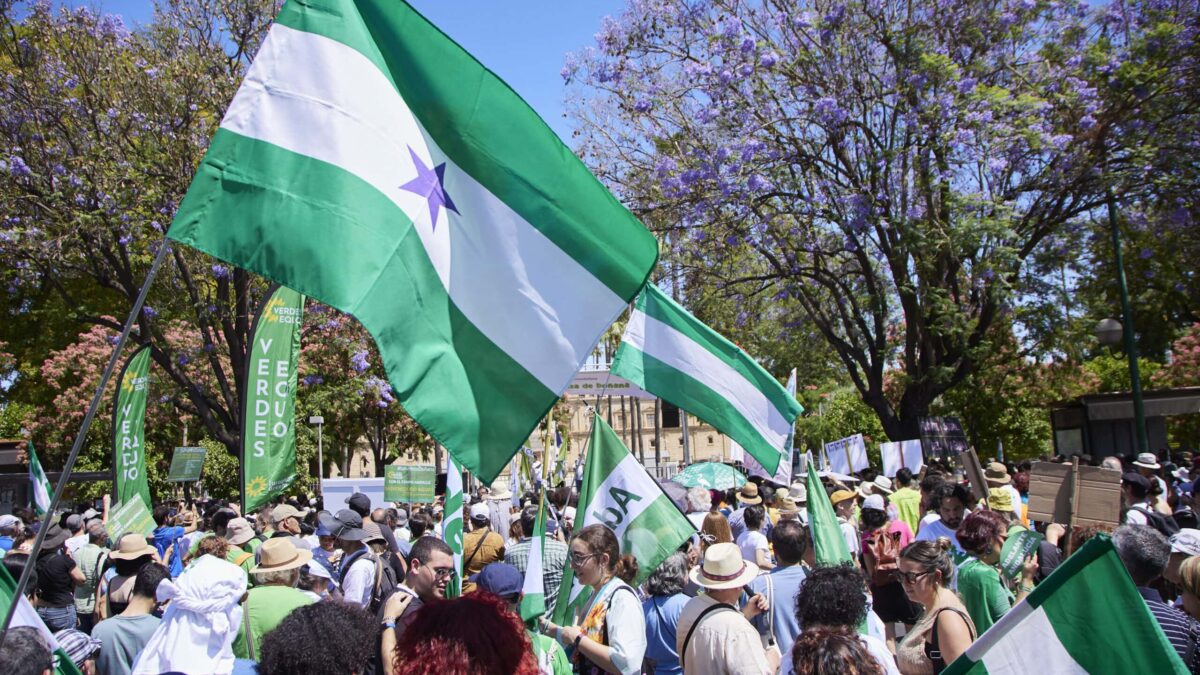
left=63, top=514, right=87, bottom=557
left=915, top=482, right=970, bottom=555
left=318, top=509, right=374, bottom=607
left=1123, top=473, right=1154, bottom=526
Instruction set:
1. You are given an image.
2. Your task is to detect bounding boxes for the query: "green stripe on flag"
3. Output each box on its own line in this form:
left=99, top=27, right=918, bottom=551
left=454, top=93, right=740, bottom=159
left=519, top=493, right=547, bottom=622
left=27, top=441, right=52, bottom=516
left=944, top=535, right=1188, bottom=675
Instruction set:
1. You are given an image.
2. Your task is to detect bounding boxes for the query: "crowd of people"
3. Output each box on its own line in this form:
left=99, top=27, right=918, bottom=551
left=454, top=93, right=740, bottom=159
left=1, top=448, right=1199, bottom=674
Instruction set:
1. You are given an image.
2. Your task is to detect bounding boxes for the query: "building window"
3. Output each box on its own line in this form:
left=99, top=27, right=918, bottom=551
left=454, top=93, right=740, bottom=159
left=708, top=435, right=714, bottom=444
left=662, top=402, right=681, bottom=428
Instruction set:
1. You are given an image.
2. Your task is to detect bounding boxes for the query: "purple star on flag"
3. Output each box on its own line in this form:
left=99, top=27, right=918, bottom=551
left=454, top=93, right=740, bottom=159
left=400, top=147, right=458, bottom=229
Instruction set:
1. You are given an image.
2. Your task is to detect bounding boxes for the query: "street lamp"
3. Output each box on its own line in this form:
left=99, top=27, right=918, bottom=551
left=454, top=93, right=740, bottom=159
left=308, top=416, right=324, bottom=492
left=1095, top=318, right=1124, bottom=347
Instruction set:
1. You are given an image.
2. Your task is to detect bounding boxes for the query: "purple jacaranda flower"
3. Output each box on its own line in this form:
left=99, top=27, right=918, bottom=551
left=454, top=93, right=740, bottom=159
left=351, top=349, right=370, bottom=373
left=958, top=77, right=977, bottom=95
left=987, top=157, right=1008, bottom=173
left=1079, top=115, right=1096, bottom=130
left=211, top=263, right=230, bottom=279
left=118, top=234, right=133, bottom=246
left=740, top=37, right=756, bottom=54
left=8, top=156, right=31, bottom=177
left=1139, top=248, right=1152, bottom=259
left=760, top=51, right=778, bottom=68
left=142, top=305, right=157, bottom=319
left=633, top=99, right=651, bottom=113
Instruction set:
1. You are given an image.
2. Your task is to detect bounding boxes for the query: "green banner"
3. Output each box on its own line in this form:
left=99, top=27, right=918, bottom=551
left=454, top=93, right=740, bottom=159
left=167, top=446, right=208, bottom=482
left=106, top=496, right=156, bottom=542
left=384, top=465, right=436, bottom=503
left=242, top=286, right=305, bottom=512
left=999, top=528, right=1044, bottom=580
left=112, top=346, right=152, bottom=507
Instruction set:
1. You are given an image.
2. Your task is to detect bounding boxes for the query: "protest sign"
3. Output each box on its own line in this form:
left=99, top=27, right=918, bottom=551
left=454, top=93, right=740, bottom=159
left=999, top=528, right=1044, bottom=580
left=918, top=416, right=969, bottom=459
left=106, top=496, right=155, bottom=541
left=826, top=434, right=868, bottom=475
left=1027, top=460, right=1121, bottom=527
left=962, top=448, right=990, bottom=504
left=384, top=465, right=436, bottom=503
left=166, top=446, right=207, bottom=482
left=880, top=440, right=924, bottom=477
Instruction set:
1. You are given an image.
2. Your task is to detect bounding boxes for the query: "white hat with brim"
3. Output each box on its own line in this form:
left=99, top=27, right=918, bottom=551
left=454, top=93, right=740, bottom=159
left=488, top=480, right=513, bottom=501
left=688, top=542, right=760, bottom=590
left=1133, top=453, right=1162, bottom=470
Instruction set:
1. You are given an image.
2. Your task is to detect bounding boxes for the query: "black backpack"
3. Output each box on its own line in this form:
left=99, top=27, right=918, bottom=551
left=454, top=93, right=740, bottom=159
left=1131, top=506, right=1181, bottom=537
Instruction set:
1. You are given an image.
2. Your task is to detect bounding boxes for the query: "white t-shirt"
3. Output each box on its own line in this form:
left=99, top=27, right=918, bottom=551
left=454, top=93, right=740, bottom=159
left=64, top=534, right=87, bottom=557
left=1125, top=502, right=1152, bottom=526
left=838, top=520, right=861, bottom=556
left=341, top=556, right=376, bottom=607
left=781, top=633, right=899, bottom=675
left=736, top=530, right=769, bottom=564
left=915, top=516, right=964, bottom=554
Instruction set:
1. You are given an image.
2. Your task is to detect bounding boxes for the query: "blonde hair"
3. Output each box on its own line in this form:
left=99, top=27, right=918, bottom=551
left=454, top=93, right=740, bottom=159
left=1179, top=556, right=1200, bottom=598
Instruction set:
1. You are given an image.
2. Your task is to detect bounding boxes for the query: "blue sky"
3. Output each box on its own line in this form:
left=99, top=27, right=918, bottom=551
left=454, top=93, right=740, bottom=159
left=84, top=0, right=624, bottom=142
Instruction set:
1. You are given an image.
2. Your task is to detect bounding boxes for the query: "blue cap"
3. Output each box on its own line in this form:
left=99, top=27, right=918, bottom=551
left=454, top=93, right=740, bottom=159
left=470, top=562, right=522, bottom=598
left=314, top=521, right=333, bottom=537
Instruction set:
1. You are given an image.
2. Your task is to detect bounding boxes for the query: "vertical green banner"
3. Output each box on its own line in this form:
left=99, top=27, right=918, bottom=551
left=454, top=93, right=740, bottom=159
left=443, top=451, right=464, bottom=598
left=112, top=346, right=152, bottom=508
left=242, top=285, right=305, bottom=512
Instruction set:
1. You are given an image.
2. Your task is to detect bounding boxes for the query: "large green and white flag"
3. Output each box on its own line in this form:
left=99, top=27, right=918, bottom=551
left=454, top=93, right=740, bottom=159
left=611, top=285, right=802, bottom=474
left=0, top=564, right=84, bottom=675
left=242, top=285, right=305, bottom=512
left=167, top=0, right=657, bottom=483
left=806, top=461, right=851, bottom=567
left=551, top=418, right=695, bottom=625
left=112, top=346, right=151, bottom=508
left=443, top=451, right=464, bottom=599
left=743, top=368, right=800, bottom=483
left=944, top=535, right=1187, bottom=674
left=518, top=493, right=547, bottom=622
left=27, top=441, right=52, bottom=516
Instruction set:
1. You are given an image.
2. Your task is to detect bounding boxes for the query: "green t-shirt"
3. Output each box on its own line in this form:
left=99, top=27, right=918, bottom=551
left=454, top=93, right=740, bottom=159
left=233, top=585, right=313, bottom=659
left=957, top=558, right=1013, bottom=634
left=528, top=629, right=571, bottom=675
left=890, top=487, right=922, bottom=535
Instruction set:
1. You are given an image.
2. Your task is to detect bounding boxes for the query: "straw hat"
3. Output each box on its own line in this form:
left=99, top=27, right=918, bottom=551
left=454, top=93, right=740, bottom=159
left=250, top=538, right=313, bottom=574
left=788, top=483, right=808, bottom=503
left=984, top=462, right=1011, bottom=486
left=109, top=533, right=157, bottom=560
left=688, top=542, right=760, bottom=590
left=737, top=483, right=763, bottom=505
left=1133, top=453, right=1162, bottom=471
left=858, top=475, right=894, bottom=498
left=830, top=490, right=857, bottom=506
left=224, top=517, right=256, bottom=546
left=778, top=496, right=800, bottom=515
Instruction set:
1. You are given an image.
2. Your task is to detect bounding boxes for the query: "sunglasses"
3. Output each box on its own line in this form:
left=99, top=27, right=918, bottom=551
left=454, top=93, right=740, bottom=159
left=569, top=551, right=601, bottom=565
left=896, top=570, right=932, bottom=584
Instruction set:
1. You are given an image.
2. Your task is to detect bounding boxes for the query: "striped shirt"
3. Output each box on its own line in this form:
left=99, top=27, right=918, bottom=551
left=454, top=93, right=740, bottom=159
left=504, top=537, right=568, bottom=614
left=1139, top=587, right=1200, bottom=673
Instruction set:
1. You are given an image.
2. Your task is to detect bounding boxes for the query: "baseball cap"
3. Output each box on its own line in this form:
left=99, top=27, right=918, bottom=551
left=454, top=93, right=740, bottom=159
left=345, top=493, right=371, bottom=515
left=318, top=509, right=369, bottom=541
left=469, top=503, right=490, bottom=520
left=471, top=563, right=522, bottom=599
left=1170, top=529, right=1200, bottom=557
left=861, top=494, right=886, bottom=511
left=0, top=514, right=21, bottom=530
left=1122, top=472, right=1151, bottom=490
left=64, top=514, right=83, bottom=531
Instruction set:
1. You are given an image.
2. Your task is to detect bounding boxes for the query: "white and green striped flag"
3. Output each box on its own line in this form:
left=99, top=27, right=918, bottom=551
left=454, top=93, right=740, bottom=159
left=518, top=493, right=547, bottom=622
left=944, top=536, right=1187, bottom=674
left=0, top=564, right=84, bottom=675
left=551, top=417, right=695, bottom=625
left=611, top=285, right=803, bottom=474
left=167, top=0, right=658, bottom=483
left=27, top=441, right=52, bottom=516
left=443, top=451, right=464, bottom=599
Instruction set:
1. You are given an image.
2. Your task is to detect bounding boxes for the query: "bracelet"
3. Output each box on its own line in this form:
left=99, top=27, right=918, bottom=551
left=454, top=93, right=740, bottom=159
left=573, top=634, right=583, bottom=650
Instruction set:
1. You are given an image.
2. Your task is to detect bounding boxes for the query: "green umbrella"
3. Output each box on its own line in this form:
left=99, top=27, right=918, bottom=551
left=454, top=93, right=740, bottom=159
left=671, top=462, right=747, bottom=491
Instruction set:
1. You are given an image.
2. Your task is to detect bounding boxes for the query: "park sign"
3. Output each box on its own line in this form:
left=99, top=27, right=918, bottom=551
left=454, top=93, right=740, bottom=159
left=105, top=496, right=155, bottom=541
left=112, top=346, right=152, bottom=508
left=242, top=285, right=305, bottom=512
left=167, top=446, right=208, bottom=482
left=165, top=0, right=658, bottom=484
left=384, top=465, right=436, bottom=503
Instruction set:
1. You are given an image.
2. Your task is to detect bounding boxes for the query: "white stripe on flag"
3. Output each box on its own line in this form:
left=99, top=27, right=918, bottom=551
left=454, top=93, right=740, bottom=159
left=624, top=309, right=790, bottom=450
left=221, top=24, right=624, bottom=391
left=968, top=604, right=1086, bottom=674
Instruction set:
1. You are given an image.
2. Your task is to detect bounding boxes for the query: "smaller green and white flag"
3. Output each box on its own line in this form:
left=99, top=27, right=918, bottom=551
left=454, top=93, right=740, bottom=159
left=518, top=493, right=548, bottom=622
left=0, top=563, right=84, bottom=675
left=806, top=461, right=851, bottom=566
left=944, top=535, right=1187, bottom=674
left=551, top=417, right=695, bottom=625
left=27, top=441, right=52, bottom=517
left=443, top=451, right=464, bottom=599
left=612, top=284, right=802, bottom=474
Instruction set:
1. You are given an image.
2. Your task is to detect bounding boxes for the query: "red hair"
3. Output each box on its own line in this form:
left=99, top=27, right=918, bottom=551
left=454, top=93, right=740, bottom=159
left=956, top=510, right=1009, bottom=556
left=393, top=591, right=539, bottom=675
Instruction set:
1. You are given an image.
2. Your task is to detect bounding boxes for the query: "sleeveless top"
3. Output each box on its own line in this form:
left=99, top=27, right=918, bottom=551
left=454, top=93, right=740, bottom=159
left=896, top=604, right=976, bottom=675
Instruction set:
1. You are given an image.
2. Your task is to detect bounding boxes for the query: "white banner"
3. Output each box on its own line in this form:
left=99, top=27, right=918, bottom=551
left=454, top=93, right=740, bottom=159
left=826, top=434, right=868, bottom=475
left=880, top=440, right=925, bottom=477
left=564, top=369, right=654, bottom=399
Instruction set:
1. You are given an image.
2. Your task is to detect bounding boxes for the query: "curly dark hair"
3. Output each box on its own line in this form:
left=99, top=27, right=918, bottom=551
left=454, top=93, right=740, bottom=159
left=860, top=508, right=889, bottom=531
left=256, top=601, right=377, bottom=675
left=956, top=510, right=1008, bottom=556
left=795, top=564, right=868, bottom=629
left=791, top=626, right=883, bottom=675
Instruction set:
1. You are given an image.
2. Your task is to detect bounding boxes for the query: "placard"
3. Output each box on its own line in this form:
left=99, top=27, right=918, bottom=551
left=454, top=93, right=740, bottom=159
left=384, top=465, right=436, bottom=503
left=1027, top=460, right=1122, bottom=527
left=825, top=434, right=868, bottom=475
left=166, top=446, right=207, bottom=482
left=880, top=440, right=924, bottom=477
left=999, top=528, right=1043, bottom=580
left=106, top=496, right=156, bottom=541
left=962, top=448, right=990, bottom=505
left=919, top=416, right=969, bottom=459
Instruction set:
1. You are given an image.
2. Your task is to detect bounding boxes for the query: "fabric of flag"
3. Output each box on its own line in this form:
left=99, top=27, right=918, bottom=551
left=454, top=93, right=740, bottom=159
left=166, top=0, right=658, bottom=484
left=518, top=493, right=548, bottom=622
left=805, top=461, right=851, bottom=566
left=611, top=285, right=802, bottom=474
left=442, top=451, right=464, bottom=598
left=551, top=417, right=695, bottom=625
left=743, top=368, right=800, bottom=483
left=27, top=441, right=52, bottom=516
left=0, top=564, right=84, bottom=675
left=944, top=535, right=1187, bottom=674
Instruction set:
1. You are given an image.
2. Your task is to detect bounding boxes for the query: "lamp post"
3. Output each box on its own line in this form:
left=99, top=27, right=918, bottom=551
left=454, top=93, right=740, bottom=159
left=309, top=415, right=324, bottom=493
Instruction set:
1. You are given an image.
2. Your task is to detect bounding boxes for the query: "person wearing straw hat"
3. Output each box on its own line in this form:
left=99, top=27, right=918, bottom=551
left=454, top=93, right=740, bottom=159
left=232, top=538, right=314, bottom=660
left=675, top=542, right=779, bottom=674
left=984, top=462, right=1022, bottom=514
left=830, top=489, right=862, bottom=561
left=222, top=517, right=259, bottom=579
left=728, top=482, right=771, bottom=541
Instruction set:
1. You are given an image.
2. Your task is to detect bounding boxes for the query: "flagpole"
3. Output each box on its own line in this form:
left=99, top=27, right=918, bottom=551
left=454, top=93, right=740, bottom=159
left=0, top=240, right=171, bottom=648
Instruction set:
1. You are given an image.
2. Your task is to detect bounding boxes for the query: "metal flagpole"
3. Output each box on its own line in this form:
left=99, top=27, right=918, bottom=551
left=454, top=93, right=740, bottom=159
left=0, top=240, right=171, bottom=647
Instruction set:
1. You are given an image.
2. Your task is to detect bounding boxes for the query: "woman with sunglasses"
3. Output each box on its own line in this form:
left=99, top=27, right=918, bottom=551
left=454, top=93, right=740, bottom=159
left=541, top=524, right=646, bottom=674
left=895, top=539, right=976, bottom=674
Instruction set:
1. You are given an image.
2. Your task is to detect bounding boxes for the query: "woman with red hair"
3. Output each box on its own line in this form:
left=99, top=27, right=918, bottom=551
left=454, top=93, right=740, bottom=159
left=955, top=510, right=1038, bottom=634
left=391, top=592, right=539, bottom=675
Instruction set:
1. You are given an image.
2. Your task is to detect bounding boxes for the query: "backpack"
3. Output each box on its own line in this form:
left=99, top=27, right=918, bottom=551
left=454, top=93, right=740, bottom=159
left=343, top=548, right=397, bottom=615
left=864, top=528, right=903, bottom=586
left=1130, top=506, right=1181, bottom=537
